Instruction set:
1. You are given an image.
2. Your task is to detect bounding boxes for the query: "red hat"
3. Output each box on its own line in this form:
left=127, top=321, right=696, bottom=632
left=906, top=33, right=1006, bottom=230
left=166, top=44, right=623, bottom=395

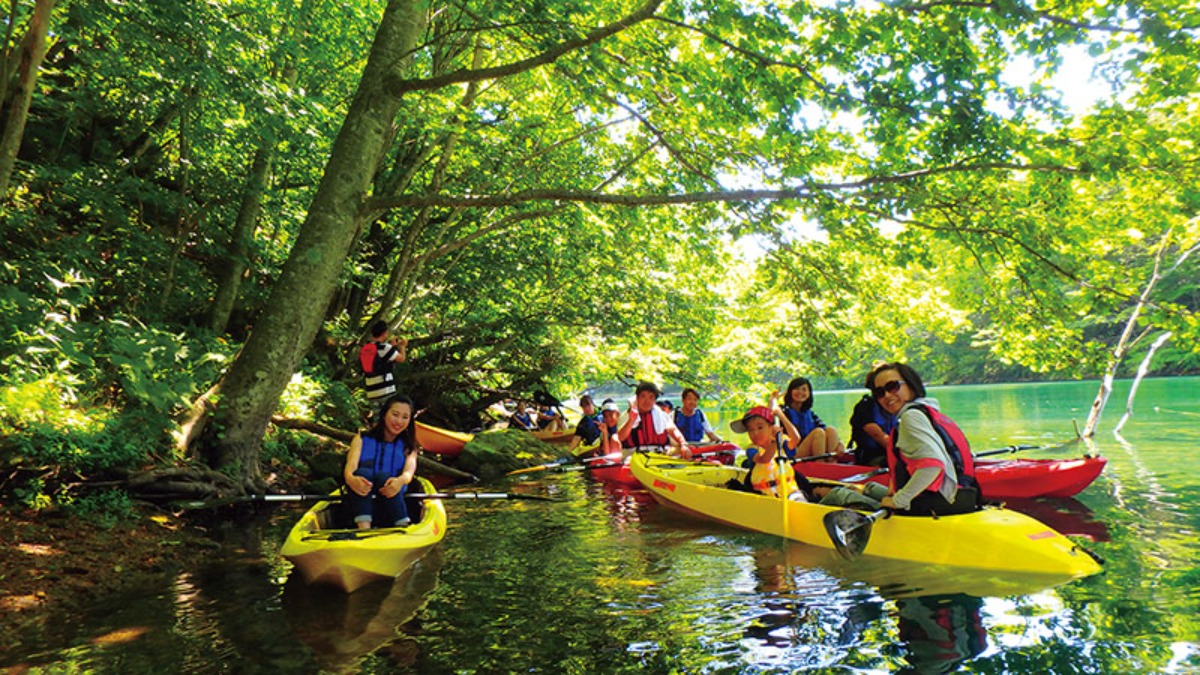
left=730, top=406, right=775, bottom=433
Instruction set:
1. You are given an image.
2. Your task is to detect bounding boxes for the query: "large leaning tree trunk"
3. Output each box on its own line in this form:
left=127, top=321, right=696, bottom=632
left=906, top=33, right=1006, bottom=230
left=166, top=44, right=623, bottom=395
left=0, top=0, right=56, bottom=197
left=199, top=0, right=427, bottom=489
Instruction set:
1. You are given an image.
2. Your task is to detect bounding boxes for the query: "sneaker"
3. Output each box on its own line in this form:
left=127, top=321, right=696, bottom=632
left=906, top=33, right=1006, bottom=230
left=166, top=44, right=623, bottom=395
left=394, top=517, right=411, bottom=527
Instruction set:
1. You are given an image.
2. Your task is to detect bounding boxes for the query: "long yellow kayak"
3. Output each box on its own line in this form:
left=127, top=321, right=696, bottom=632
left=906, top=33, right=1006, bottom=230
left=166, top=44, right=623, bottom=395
left=629, top=453, right=1102, bottom=578
left=281, top=477, right=447, bottom=593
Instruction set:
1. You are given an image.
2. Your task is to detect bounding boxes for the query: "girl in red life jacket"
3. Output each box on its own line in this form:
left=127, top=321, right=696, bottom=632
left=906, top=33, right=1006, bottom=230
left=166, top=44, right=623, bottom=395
left=731, top=403, right=808, bottom=501
left=872, top=363, right=980, bottom=516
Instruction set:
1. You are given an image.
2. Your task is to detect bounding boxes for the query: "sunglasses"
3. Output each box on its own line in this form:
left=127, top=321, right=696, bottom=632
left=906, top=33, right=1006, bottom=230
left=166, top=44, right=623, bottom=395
left=872, top=380, right=904, bottom=399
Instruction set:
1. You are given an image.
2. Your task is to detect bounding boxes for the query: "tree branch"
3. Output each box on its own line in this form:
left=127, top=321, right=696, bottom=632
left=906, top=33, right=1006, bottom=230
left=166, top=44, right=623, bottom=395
left=365, top=161, right=1082, bottom=211
left=389, top=0, right=663, bottom=93
left=895, top=1, right=1145, bottom=34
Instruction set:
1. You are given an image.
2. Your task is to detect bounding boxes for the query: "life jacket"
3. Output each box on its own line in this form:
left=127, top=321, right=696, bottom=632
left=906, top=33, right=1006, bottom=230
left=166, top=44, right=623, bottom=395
left=623, top=410, right=670, bottom=448
left=359, top=341, right=392, bottom=377
left=673, top=409, right=708, bottom=443
left=360, top=340, right=397, bottom=401
left=577, top=414, right=603, bottom=445
left=849, top=395, right=896, bottom=466
left=357, top=435, right=410, bottom=475
left=781, top=406, right=821, bottom=438
left=749, top=456, right=804, bottom=500
left=886, top=404, right=978, bottom=495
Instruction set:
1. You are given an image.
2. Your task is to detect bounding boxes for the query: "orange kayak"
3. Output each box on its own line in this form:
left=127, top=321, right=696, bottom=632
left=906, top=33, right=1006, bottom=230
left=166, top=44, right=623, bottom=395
left=414, top=422, right=474, bottom=456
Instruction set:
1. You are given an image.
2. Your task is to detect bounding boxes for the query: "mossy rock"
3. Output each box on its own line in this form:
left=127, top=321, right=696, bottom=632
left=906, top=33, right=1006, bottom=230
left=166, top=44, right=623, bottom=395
left=301, top=477, right=340, bottom=495
left=306, top=451, right=346, bottom=480
left=456, top=429, right=567, bottom=481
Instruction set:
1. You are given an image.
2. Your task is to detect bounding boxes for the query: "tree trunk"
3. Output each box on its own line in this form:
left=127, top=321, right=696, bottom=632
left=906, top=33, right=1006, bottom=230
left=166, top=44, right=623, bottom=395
left=209, top=1, right=312, bottom=334
left=209, top=146, right=273, bottom=333
left=1113, top=331, right=1172, bottom=436
left=0, top=0, right=56, bottom=197
left=201, top=0, right=428, bottom=489
left=1081, top=233, right=1196, bottom=437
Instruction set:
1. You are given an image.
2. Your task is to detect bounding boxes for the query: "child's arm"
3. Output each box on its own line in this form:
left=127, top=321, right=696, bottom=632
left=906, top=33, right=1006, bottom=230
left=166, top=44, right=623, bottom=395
left=774, top=405, right=802, bottom=450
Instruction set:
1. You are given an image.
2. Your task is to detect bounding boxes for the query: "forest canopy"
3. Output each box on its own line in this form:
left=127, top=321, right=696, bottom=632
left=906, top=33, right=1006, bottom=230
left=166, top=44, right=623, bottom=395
left=1, top=0, right=1197, bottom=494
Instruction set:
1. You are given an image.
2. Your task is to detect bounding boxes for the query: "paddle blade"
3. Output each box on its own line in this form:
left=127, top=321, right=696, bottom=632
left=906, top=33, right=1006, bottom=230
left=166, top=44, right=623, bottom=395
left=823, top=509, right=875, bottom=560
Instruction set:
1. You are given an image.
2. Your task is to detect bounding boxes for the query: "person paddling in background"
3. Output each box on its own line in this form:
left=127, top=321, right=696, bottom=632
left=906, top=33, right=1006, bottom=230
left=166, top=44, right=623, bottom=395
left=674, top=388, right=723, bottom=444
left=780, top=376, right=846, bottom=460
left=872, top=363, right=981, bottom=516
left=619, top=381, right=691, bottom=459
left=567, top=395, right=602, bottom=452
left=847, top=364, right=897, bottom=467
left=342, top=395, right=419, bottom=529
left=360, top=321, right=407, bottom=413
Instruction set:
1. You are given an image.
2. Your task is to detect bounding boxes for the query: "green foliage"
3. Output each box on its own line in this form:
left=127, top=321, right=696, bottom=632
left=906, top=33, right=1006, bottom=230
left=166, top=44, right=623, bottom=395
left=8, top=414, right=164, bottom=474
left=61, top=488, right=138, bottom=529
left=3, top=0, right=1199, bottom=491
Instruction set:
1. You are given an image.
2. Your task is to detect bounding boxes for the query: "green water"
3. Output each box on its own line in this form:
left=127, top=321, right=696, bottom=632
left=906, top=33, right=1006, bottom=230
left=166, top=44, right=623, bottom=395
left=5, top=377, right=1199, bottom=673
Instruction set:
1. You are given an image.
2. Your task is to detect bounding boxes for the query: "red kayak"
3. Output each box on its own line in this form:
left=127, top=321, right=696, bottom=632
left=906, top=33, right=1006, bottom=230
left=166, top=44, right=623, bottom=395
left=795, top=455, right=1107, bottom=499
left=586, top=443, right=740, bottom=486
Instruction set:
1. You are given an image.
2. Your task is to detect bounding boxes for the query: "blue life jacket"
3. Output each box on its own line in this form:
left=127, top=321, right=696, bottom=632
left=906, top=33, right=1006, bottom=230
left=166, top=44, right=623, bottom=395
left=357, top=435, right=409, bottom=476
left=849, top=395, right=896, bottom=466
left=673, top=409, right=709, bottom=443
left=782, top=406, right=823, bottom=438
left=576, top=414, right=603, bottom=444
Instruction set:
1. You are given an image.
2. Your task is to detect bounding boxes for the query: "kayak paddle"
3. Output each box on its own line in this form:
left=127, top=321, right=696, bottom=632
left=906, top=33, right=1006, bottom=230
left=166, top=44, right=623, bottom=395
left=176, top=490, right=561, bottom=509
left=823, top=507, right=892, bottom=559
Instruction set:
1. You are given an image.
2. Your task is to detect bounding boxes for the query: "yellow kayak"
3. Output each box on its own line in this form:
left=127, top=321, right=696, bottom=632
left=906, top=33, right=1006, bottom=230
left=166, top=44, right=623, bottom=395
left=281, top=477, right=447, bottom=593
left=629, top=453, right=1102, bottom=579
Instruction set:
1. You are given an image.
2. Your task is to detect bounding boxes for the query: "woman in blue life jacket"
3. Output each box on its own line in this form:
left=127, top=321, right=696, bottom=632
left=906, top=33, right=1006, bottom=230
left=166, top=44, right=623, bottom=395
left=872, top=363, right=980, bottom=516
left=780, top=377, right=846, bottom=460
left=848, top=365, right=898, bottom=467
left=674, top=388, right=723, bottom=444
left=343, top=395, right=420, bottom=529
left=510, top=404, right=536, bottom=431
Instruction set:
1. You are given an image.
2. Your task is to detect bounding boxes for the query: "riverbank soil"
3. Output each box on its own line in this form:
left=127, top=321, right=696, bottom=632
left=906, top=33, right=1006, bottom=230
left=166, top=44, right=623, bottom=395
left=0, top=505, right=216, bottom=647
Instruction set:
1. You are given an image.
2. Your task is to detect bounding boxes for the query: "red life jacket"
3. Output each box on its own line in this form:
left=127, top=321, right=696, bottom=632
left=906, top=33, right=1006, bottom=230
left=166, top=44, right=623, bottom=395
left=623, top=410, right=670, bottom=448
left=886, top=403, right=979, bottom=495
left=360, top=342, right=378, bottom=374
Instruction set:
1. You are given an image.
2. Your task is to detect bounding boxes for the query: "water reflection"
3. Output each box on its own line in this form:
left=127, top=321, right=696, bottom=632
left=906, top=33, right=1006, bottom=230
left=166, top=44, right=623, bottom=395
left=282, top=547, right=443, bottom=673
left=585, top=477, right=655, bottom=528
left=895, top=594, right=987, bottom=674
left=1003, top=497, right=1110, bottom=542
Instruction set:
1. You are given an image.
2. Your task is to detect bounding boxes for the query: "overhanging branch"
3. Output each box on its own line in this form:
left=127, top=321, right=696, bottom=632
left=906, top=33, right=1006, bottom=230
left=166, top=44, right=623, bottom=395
left=390, top=0, right=664, bottom=93
left=365, top=161, right=1081, bottom=211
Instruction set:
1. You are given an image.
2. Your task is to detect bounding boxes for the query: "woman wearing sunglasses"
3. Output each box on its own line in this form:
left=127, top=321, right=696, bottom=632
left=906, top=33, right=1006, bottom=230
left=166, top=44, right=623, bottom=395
left=871, top=363, right=980, bottom=516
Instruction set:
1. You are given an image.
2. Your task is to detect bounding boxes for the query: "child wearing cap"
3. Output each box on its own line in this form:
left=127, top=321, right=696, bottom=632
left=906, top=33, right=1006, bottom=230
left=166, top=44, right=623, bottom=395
left=732, top=401, right=886, bottom=508
left=598, top=400, right=623, bottom=455
left=731, top=403, right=808, bottom=502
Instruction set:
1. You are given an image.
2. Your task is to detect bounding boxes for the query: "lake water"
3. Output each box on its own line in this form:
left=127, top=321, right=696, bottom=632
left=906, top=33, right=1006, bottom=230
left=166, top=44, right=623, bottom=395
left=5, top=377, right=1199, bottom=673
